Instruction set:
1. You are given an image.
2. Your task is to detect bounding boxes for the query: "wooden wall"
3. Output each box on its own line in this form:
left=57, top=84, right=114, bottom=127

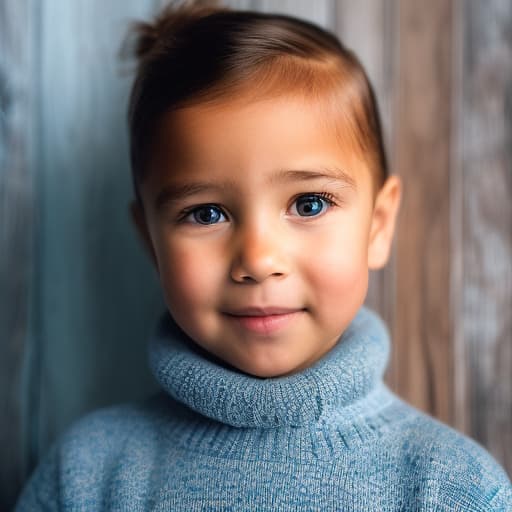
left=1, top=0, right=511, bottom=508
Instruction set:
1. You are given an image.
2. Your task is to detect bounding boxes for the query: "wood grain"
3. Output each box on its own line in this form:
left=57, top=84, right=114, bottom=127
left=0, top=1, right=34, bottom=509
left=32, top=0, right=163, bottom=464
left=335, top=0, right=398, bottom=357
left=456, top=0, right=512, bottom=472
left=392, top=0, right=454, bottom=424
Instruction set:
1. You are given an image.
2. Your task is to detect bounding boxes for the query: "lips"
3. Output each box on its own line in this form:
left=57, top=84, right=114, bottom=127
left=225, top=306, right=304, bottom=317
left=223, top=307, right=305, bottom=334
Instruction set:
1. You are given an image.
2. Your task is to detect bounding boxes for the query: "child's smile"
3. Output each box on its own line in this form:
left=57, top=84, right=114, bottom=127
left=133, top=94, right=399, bottom=378
left=222, top=307, right=306, bottom=336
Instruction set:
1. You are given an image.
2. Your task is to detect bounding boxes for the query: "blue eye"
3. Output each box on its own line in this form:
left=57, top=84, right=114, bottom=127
left=187, top=205, right=226, bottom=225
left=293, top=194, right=333, bottom=217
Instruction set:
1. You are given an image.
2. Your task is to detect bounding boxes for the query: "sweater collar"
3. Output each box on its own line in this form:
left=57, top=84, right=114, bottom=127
left=149, top=306, right=390, bottom=428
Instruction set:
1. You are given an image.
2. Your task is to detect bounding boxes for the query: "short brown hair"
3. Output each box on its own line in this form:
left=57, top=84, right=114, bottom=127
left=124, top=2, right=388, bottom=205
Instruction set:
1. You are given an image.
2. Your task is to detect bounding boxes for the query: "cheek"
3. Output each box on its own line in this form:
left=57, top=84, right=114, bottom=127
left=304, top=223, right=369, bottom=309
left=313, top=246, right=368, bottom=292
left=156, top=239, right=223, bottom=310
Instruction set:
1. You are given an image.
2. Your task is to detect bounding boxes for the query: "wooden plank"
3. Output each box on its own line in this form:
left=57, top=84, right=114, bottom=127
left=456, top=0, right=512, bottom=473
left=0, top=1, right=34, bottom=508
left=33, top=0, right=163, bottom=461
left=392, top=0, right=454, bottom=424
left=335, top=0, right=398, bottom=364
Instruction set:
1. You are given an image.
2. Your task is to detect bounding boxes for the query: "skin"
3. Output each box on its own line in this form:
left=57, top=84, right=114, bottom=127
left=131, top=94, right=402, bottom=378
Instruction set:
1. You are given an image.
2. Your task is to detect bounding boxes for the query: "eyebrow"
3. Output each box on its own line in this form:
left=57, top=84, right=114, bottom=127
left=154, top=166, right=356, bottom=211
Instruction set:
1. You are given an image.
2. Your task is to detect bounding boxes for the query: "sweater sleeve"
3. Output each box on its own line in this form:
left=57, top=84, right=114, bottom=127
left=14, top=443, right=61, bottom=512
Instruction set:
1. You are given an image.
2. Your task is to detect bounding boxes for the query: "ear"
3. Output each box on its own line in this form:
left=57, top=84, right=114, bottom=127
left=367, top=174, right=402, bottom=269
left=129, top=200, right=159, bottom=270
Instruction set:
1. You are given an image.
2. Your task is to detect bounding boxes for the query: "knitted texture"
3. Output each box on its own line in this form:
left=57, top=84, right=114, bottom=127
left=16, top=307, right=512, bottom=511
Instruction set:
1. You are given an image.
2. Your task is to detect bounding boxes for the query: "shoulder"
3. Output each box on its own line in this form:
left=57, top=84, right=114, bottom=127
left=62, top=393, right=168, bottom=441
left=54, top=392, right=180, bottom=467
left=389, top=397, right=512, bottom=510
left=15, top=393, right=175, bottom=511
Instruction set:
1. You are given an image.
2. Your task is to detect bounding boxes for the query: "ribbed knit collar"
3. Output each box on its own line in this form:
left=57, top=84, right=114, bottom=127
left=149, top=306, right=390, bottom=428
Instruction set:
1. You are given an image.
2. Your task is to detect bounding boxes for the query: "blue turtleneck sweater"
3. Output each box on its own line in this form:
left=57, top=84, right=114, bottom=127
left=15, top=307, right=512, bottom=511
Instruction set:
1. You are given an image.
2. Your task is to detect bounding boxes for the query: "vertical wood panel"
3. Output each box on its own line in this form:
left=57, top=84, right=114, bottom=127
left=0, top=1, right=34, bottom=509
left=335, top=0, right=398, bottom=364
left=393, top=0, right=454, bottom=424
left=33, top=0, right=163, bottom=461
left=457, top=0, right=512, bottom=473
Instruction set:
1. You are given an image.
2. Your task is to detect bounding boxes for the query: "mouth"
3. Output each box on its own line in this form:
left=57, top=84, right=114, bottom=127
left=222, top=307, right=306, bottom=335
left=225, top=306, right=305, bottom=317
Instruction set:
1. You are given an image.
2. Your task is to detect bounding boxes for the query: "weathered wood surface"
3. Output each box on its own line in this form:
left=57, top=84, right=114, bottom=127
left=33, top=0, right=163, bottom=463
left=1, top=0, right=511, bottom=507
left=456, top=0, right=512, bottom=472
left=335, top=0, right=398, bottom=358
left=392, top=0, right=455, bottom=424
left=0, top=1, right=34, bottom=509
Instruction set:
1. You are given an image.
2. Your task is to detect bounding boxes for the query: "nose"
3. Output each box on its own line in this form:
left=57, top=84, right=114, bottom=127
left=229, top=222, right=290, bottom=284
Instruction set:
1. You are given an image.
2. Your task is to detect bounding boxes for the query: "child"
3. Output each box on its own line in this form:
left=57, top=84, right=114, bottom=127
left=16, top=3, right=512, bottom=510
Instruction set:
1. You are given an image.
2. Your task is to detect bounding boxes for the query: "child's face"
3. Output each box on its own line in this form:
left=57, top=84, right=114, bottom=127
left=132, top=94, right=401, bottom=378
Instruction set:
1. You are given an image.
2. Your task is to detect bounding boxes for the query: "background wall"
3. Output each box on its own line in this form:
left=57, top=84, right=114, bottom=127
left=1, top=0, right=511, bottom=508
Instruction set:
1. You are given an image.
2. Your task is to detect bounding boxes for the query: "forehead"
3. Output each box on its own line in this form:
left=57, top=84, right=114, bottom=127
left=146, top=94, right=371, bottom=191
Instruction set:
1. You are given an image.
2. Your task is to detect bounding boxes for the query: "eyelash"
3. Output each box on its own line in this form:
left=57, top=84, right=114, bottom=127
left=176, top=192, right=339, bottom=225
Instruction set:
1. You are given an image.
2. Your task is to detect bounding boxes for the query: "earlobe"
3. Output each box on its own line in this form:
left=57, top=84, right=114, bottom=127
left=367, top=175, right=402, bottom=269
left=129, top=200, right=159, bottom=270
